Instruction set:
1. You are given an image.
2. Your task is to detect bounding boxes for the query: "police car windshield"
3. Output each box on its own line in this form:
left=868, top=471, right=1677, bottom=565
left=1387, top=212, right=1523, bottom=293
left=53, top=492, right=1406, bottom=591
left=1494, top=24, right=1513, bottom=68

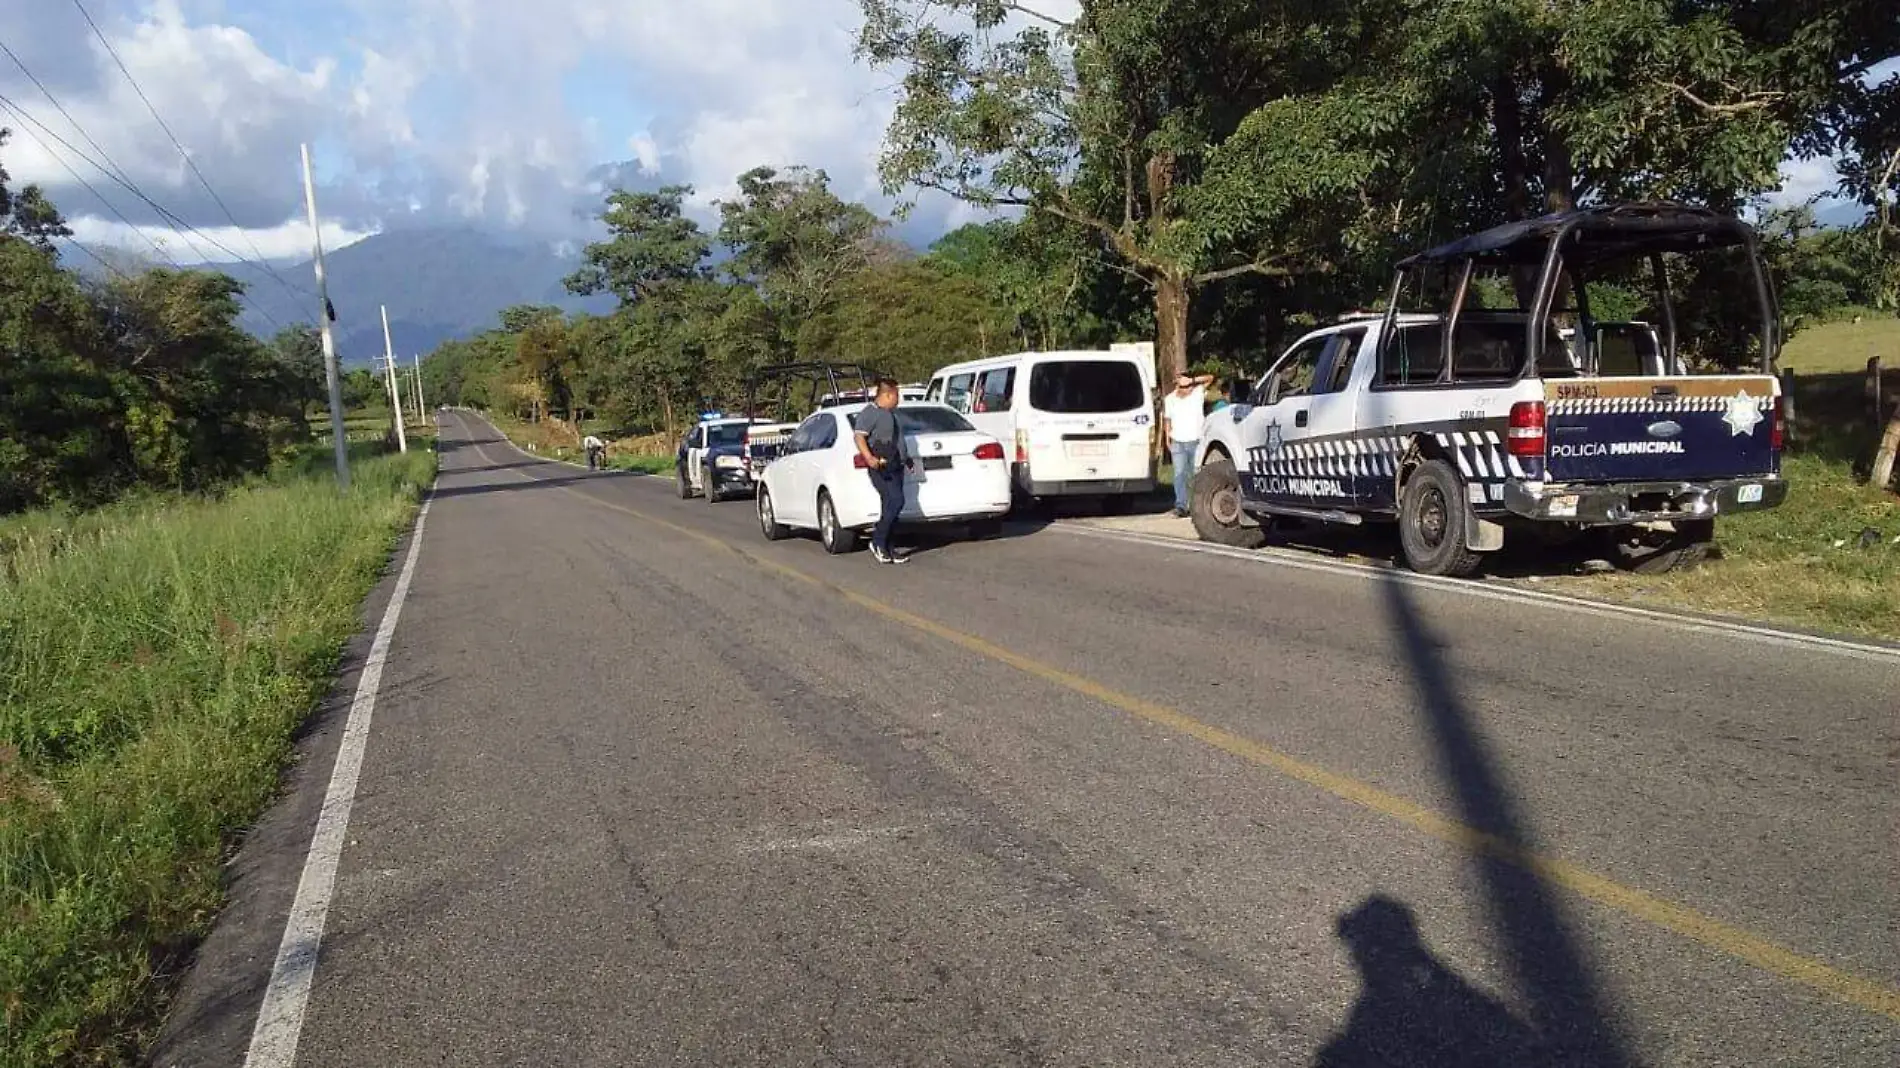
left=705, top=423, right=747, bottom=447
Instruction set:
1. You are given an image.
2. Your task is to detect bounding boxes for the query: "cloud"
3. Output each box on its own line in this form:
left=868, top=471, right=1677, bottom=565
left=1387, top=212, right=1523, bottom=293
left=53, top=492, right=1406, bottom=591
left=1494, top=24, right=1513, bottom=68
left=67, top=212, right=377, bottom=264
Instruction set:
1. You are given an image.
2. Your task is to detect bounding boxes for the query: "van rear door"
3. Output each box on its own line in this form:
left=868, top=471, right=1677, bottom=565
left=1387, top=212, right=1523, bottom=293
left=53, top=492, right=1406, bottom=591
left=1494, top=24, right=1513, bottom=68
left=1542, top=375, right=1779, bottom=483
left=1022, top=358, right=1152, bottom=484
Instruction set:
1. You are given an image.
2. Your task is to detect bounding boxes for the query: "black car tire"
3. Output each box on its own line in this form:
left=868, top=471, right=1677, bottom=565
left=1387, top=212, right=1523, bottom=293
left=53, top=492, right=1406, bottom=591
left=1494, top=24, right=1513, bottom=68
left=703, top=466, right=720, bottom=503
left=1607, top=519, right=1715, bottom=574
left=676, top=463, right=694, bottom=499
left=1189, top=455, right=1267, bottom=549
left=1397, top=459, right=1485, bottom=578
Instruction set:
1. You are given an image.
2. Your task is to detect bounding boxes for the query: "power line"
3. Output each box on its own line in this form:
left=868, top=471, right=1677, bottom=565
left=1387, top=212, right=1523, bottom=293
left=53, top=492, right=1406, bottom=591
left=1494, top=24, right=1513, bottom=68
left=0, top=37, right=299, bottom=285
left=70, top=0, right=310, bottom=307
left=0, top=87, right=299, bottom=332
left=0, top=36, right=135, bottom=188
left=55, top=233, right=137, bottom=283
left=0, top=95, right=183, bottom=270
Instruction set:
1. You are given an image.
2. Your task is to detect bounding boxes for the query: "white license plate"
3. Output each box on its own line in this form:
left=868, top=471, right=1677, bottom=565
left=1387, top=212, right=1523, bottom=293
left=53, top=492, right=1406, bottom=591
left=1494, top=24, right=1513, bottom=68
left=1549, top=495, right=1579, bottom=518
left=1068, top=442, right=1109, bottom=457
left=1737, top=483, right=1763, bottom=504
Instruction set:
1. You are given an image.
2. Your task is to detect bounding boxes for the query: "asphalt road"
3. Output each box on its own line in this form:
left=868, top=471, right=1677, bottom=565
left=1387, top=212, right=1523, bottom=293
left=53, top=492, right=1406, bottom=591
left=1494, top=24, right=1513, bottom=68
left=157, top=411, right=1899, bottom=1068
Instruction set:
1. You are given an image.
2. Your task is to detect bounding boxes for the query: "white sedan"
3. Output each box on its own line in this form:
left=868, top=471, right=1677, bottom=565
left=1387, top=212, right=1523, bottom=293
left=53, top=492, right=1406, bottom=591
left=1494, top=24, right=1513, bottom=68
left=756, top=403, right=1012, bottom=553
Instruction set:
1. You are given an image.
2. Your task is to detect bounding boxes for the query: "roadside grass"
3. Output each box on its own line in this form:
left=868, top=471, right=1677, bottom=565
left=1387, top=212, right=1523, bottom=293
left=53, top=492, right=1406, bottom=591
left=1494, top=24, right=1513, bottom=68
left=0, top=448, right=435, bottom=1067
left=483, top=411, right=673, bottom=476
left=1779, top=312, right=1899, bottom=375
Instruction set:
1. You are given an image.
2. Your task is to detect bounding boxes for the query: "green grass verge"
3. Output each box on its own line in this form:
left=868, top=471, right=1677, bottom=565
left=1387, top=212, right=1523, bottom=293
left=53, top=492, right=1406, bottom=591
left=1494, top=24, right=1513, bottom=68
left=1780, top=313, right=1899, bottom=375
left=0, top=448, right=436, bottom=1067
left=482, top=411, right=674, bottom=476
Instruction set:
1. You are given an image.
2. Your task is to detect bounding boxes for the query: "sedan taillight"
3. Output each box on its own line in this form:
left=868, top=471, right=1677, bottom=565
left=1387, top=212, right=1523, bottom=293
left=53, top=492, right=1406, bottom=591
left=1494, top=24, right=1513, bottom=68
left=973, top=441, right=1005, bottom=461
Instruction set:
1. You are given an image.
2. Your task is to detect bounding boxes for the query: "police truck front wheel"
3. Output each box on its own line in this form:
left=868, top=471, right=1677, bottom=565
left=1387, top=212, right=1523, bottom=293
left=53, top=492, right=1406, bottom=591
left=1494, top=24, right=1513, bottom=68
left=703, top=466, right=720, bottom=503
left=676, top=465, right=694, bottom=499
left=1189, top=456, right=1266, bottom=549
left=1398, top=460, right=1484, bottom=578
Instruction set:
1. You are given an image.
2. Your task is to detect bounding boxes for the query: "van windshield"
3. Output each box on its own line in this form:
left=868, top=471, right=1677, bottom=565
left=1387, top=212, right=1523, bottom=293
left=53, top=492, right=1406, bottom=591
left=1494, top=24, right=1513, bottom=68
left=1028, top=360, right=1145, bottom=413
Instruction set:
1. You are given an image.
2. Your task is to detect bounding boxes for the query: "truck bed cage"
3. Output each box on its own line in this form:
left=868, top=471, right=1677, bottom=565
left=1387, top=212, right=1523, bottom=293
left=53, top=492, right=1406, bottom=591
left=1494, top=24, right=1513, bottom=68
left=743, top=362, right=887, bottom=423
left=1385, top=201, right=1776, bottom=376
left=1398, top=203, right=1755, bottom=268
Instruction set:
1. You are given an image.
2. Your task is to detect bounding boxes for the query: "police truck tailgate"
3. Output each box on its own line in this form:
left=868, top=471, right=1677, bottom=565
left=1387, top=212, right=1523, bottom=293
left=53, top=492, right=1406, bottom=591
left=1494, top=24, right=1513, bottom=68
left=1542, top=375, right=1779, bottom=483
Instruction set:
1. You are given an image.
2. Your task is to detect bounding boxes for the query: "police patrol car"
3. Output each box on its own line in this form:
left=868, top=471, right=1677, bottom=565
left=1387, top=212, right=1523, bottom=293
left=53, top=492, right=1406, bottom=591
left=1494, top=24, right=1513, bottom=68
left=675, top=413, right=762, bottom=502
left=1187, top=203, right=1788, bottom=577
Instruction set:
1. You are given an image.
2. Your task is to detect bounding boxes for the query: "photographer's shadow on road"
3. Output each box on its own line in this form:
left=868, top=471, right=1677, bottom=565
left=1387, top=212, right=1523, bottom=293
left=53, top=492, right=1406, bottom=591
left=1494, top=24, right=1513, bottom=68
left=1315, top=896, right=1546, bottom=1068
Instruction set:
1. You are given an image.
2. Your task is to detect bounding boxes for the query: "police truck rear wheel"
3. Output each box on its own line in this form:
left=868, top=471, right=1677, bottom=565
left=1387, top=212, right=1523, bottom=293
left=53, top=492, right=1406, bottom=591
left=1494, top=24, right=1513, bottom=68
left=1398, top=460, right=1484, bottom=578
left=1189, top=456, right=1266, bottom=549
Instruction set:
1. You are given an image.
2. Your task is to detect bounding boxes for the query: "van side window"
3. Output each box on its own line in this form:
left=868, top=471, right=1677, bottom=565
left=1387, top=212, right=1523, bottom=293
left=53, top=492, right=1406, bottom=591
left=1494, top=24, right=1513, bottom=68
left=974, top=367, right=1014, bottom=412
left=926, top=378, right=944, bottom=402
left=945, top=373, right=975, bottom=413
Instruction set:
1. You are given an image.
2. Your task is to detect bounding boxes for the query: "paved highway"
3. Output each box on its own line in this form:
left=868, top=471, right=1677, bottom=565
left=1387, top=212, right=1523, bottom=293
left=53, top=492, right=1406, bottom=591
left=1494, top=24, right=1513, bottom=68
left=157, top=411, right=1898, bottom=1067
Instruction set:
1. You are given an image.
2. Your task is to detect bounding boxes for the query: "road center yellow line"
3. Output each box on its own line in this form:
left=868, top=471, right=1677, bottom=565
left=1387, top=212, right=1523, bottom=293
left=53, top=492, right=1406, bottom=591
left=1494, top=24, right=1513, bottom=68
left=474, top=438, right=1900, bottom=1022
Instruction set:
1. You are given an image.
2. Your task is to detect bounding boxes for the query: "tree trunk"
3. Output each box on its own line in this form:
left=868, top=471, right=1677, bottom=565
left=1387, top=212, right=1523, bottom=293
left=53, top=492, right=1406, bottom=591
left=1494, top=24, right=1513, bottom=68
left=1154, top=270, right=1189, bottom=381
left=1871, top=410, right=1900, bottom=492
left=1491, top=75, right=1540, bottom=305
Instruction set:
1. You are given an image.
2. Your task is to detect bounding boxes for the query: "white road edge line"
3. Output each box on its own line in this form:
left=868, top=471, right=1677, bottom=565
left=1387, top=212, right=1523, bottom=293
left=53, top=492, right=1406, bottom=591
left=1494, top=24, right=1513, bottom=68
left=1055, top=522, right=1900, bottom=665
left=242, top=487, right=435, bottom=1068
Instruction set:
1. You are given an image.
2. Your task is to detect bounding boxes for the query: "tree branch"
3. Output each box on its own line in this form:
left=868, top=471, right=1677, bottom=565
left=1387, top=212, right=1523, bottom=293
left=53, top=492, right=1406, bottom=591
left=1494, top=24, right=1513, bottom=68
left=1193, top=253, right=1330, bottom=285
left=1662, top=82, right=1784, bottom=116
left=996, top=2, right=1073, bottom=30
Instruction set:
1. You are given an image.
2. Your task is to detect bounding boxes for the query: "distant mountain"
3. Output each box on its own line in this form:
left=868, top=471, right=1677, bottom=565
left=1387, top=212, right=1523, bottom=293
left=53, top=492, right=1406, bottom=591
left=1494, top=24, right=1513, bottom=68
left=221, top=228, right=615, bottom=364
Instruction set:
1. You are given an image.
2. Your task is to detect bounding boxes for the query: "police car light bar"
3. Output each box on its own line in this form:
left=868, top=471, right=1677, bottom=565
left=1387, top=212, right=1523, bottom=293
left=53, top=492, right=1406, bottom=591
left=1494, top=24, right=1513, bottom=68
left=699, top=411, right=724, bottom=421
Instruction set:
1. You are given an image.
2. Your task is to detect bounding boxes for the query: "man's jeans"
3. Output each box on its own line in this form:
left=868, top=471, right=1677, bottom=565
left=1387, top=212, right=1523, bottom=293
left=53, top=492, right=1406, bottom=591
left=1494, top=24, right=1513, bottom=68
left=870, top=466, right=905, bottom=552
left=1170, top=440, right=1197, bottom=512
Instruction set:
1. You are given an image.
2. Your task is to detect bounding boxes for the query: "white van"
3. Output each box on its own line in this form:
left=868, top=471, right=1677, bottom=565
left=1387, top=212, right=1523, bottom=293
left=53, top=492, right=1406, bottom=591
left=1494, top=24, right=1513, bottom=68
left=925, top=346, right=1157, bottom=504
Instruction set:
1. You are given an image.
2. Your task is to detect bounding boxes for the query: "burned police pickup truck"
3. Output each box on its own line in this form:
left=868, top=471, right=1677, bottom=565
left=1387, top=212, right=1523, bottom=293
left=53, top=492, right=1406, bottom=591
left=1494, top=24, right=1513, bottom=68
left=1188, top=203, right=1787, bottom=577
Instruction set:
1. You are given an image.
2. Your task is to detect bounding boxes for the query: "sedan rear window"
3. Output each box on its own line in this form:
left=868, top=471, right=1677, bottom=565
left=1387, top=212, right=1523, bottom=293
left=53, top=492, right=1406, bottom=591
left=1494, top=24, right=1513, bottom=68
left=846, top=406, right=976, bottom=434
left=1028, top=360, right=1145, bottom=413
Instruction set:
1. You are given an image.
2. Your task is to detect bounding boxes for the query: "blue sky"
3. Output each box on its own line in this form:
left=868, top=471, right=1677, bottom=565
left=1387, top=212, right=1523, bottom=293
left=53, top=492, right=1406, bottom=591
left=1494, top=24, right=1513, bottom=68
left=0, top=0, right=1882, bottom=264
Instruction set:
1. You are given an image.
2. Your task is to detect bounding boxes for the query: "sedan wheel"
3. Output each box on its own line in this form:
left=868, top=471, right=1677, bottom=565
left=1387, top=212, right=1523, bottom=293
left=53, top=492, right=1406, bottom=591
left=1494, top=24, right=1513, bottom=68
left=758, top=485, right=789, bottom=541
left=819, top=492, right=859, bottom=555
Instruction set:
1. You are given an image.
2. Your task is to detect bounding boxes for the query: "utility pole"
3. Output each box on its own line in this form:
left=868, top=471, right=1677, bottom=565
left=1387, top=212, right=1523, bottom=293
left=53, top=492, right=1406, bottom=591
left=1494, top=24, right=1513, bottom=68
left=412, top=353, right=426, bottom=420
left=380, top=304, right=408, bottom=453
left=300, top=143, right=350, bottom=489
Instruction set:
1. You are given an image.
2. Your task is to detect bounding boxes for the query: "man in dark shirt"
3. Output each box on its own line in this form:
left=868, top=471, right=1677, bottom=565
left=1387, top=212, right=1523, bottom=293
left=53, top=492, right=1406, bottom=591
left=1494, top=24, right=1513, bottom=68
left=853, top=378, right=909, bottom=564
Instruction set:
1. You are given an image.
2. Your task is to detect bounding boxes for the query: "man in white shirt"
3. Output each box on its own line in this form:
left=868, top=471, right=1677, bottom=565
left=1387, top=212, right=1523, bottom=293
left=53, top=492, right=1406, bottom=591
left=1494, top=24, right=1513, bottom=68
left=581, top=433, right=606, bottom=470
left=1161, top=371, right=1215, bottom=517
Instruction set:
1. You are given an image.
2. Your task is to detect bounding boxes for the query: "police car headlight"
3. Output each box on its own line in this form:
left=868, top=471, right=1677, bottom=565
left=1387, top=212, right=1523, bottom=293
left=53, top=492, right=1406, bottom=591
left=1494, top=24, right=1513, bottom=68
left=714, top=455, right=743, bottom=469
